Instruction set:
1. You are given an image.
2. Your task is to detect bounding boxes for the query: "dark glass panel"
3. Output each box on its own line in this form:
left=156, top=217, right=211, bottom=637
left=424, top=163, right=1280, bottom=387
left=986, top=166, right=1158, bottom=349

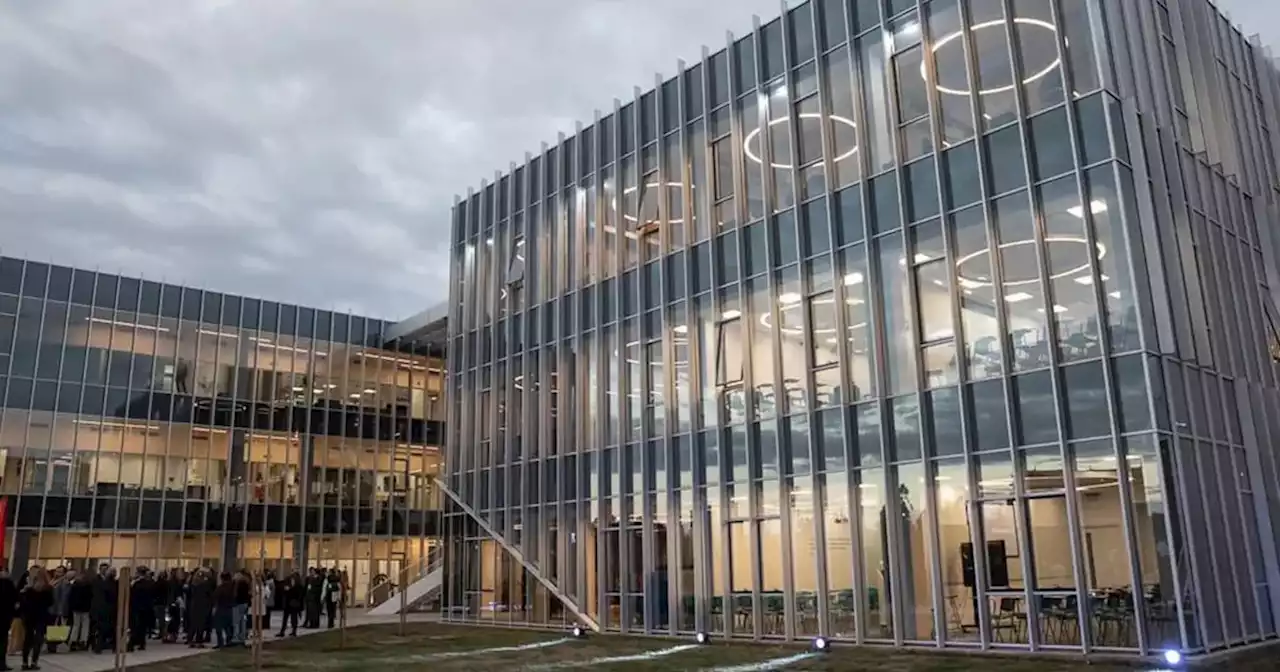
left=21, top=262, right=48, bottom=299
left=93, top=273, right=119, bottom=309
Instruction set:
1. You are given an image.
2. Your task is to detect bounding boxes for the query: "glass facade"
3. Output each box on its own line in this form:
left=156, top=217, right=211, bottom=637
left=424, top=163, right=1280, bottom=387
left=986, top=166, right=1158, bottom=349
left=0, top=256, right=445, bottom=606
left=444, top=0, right=1280, bottom=658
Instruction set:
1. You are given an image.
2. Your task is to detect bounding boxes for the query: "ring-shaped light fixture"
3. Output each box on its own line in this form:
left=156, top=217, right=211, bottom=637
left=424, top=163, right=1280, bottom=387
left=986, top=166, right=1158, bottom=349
left=612, top=182, right=689, bottom=225
left=743, top=113, right=858, bottom=169
left=926, top=18, right=1061, bottom=97
left=615, top=337, right=691, bottom=368
left=758, top=297, right=868, bottom=335
left=954, top=237, right=1106, bottom=288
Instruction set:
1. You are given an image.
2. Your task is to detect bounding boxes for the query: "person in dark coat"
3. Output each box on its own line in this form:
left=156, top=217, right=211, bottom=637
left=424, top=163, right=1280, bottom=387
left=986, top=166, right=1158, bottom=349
left=212, top=573, right=236, bottom=649
left=232, top=571, right=251, bottom=646
left=19, top=568, right=54, bottom=671
left=275, top=574, right=303, bottom=638
left=0, top=569, right=19, bottom=671
left=186, top=570, right=213, bottom=649
left=67, top=573, right=92, bottom=652
left=126, top=568, right=155, bottom=652
left=303, top=569, right=323, bottom=629
left=164, top=570, right=185, bottom=643
left=150, top=571, right=168, bottom=641
left=90, top=564, right=117, bottom=654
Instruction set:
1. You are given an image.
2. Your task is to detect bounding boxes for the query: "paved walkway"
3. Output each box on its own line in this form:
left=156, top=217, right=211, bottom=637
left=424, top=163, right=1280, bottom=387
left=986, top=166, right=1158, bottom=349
left=30, top=613, right=439, bottom=672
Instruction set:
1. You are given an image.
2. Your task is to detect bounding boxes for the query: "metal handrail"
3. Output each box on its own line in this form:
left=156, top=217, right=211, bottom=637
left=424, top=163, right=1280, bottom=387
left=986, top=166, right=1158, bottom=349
left=365, top=547, right=442, bottom=610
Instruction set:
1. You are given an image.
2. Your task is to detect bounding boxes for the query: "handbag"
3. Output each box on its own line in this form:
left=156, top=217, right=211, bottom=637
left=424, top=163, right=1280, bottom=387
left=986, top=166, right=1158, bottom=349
left=7, top=619, right=24, bottom=655
left=46, top=625, right=70, bottom=644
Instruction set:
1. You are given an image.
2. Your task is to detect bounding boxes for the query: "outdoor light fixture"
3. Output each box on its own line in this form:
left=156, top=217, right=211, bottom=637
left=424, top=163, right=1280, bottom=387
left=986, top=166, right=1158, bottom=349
left=926, top=18, right=1061, bottom=96
left=811, top=636, right=830, bottom=652
left=571, top=625, right=587, bottom=639
left=694, top=632, right=711, bottom=645
left=743, top=113, right=858, bottom=168
left=1163, top=650, right=1183, bottom=666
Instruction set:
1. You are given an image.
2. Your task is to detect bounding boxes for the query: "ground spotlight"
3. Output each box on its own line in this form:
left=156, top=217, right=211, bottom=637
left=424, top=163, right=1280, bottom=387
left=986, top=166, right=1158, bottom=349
left=811, top=636, right=830, bottom=653
left=694, top=631, right=711, bottom=645
left=1163, top=650, right=1183, bottom=666
left=571, top=625, right=587, bottom=638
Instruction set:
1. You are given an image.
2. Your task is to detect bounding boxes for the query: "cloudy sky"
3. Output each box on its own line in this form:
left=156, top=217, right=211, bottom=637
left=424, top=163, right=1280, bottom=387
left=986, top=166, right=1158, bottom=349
left=0, top=1, right=1274, bottom=321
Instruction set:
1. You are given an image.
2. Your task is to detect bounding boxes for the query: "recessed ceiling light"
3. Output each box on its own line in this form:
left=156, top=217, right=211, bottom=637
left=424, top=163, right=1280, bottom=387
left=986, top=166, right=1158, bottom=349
left=1067, top=200, right=1109, bottom=218
left=844, top=272, right=864, bottom=286
left=1005, top=292, right=1033, bottom=303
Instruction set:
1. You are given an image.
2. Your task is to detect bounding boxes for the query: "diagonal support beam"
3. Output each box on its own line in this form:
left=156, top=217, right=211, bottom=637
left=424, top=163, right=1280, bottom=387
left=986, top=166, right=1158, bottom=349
left=434, top=477, right=601, bottom=632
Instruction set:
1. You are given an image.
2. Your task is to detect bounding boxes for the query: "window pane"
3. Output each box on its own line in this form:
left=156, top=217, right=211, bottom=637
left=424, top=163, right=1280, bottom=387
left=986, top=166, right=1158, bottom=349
left=858, top=30, right=894, bottom=173
left=1039, top=176, right=1102, bottom=363
left=954, top=206, right=1002, bottom=378
left=1061, top=0, right=1102, bottom=95
left=1087, top=166, right=1140, bottom=353
left=1063, top=361, right=1109, bottom=439
left=969, top=379, right=1009, bottom=451
left=801, top=198, right=831, bottom=259
left=942, top=141, right=981, bottom=210
left=969, top=0, right=1017, bottom=129
left=1112, top=355, right=1151, bottom=433
left=895, top=46, right=930, bottom=122
left=926, top=387, right=964, bottom=456
left=1029, top=108, right=1074, bottom=181
left=878, top=235, right=913, bottom=394
left=1013, top=371, right=1058, bottom=445
left=810, top=292, right=839, bottom=368
left=927, top=0, right=975, bottom=144
left=1012, top=0, right=1065, bottom=114
left=835, top=185, right=864, bottom=246
left=1074, top=94, right=1111, bottom=166
left=993, top=191, right=1049, bottom=371
left=869, top=173, right=901, bottom=234
left=841, top=245, right=874, bottom=399
left=984, top=126, right=1027, bottom=196
left=904, top=157, right=940, bottom=223
left=824, top=46, right=861, bottom=188
left=888, top=395, right=922, bottom=462
left=817, top=0, right=847, bottom=51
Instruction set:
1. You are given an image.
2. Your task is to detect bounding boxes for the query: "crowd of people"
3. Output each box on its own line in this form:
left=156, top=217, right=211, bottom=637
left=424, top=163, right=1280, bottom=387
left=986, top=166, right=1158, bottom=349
left=0, top=564, right=348, bottom=671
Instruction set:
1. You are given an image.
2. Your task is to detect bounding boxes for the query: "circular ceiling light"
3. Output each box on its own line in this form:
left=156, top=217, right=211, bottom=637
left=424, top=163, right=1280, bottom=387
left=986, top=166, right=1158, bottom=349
left=743, top=113, right=858, bottom=169
left=613, top=182, right=689, bottom=225
left=758, top=297, right=868, bottom=335
left=954, top=237, right=1106, bottom=288
left=926, top=18, right=1061, bottom=97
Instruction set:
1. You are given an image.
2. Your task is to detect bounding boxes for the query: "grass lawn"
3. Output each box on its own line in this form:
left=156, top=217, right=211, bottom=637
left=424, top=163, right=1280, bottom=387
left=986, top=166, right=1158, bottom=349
left=128, top=623, right=1273, bottom=671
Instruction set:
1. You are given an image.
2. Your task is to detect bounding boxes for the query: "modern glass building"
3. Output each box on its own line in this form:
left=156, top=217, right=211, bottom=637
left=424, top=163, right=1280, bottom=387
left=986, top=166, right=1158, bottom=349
left=0, top=255, right=446, bottom=605
left=442, top=0, right=1280, bottom=659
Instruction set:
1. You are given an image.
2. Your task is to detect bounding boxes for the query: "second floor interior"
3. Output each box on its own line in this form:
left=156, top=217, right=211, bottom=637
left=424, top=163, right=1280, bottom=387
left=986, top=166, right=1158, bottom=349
left=0, top=410, right=442, bottom=510
left=0, top=293, right=445, bottom=444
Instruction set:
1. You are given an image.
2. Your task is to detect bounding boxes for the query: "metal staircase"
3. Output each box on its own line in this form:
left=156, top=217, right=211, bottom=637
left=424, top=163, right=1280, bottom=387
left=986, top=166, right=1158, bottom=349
left=366, top=548, right=442, bottom=616
left=433, top=477, right=600, bottom=631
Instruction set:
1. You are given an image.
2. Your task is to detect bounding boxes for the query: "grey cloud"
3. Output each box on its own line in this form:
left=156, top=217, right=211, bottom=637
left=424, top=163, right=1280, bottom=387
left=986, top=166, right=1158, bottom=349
left=0, top=0, right=781, bottom=319
left=2, top=0, right=1271, bottom=320
left=1220, top=0, right=1280, bottom=50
